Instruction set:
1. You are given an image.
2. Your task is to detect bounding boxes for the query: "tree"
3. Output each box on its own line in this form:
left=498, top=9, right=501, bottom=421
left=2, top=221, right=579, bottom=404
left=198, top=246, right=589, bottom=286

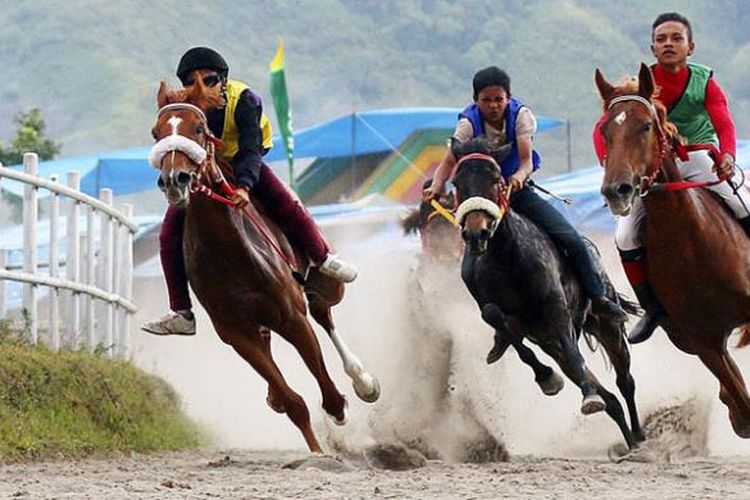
left=0, top=109, right=61, bottom=166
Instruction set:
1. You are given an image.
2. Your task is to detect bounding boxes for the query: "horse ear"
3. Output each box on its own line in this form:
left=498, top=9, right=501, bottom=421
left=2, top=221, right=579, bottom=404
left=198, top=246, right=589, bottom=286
left=594, top=68, right=614, bottom=101
left=638, top=63, right=654, bottom=99
left=157, top=80, right=170, bottom=108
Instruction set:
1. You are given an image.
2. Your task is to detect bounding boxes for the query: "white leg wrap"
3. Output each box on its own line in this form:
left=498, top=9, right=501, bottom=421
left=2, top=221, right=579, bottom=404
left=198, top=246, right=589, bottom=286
left=329, top=329, right=380, bottom=403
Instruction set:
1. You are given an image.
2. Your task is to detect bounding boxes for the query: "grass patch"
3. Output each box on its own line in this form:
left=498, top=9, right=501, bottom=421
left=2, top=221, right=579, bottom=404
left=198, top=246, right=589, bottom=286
left=0, top=320, right=205, bottom=461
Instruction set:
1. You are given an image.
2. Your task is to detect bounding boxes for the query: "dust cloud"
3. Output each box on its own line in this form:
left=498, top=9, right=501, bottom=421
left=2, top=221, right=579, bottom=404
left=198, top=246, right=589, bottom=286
left=127, top=216, right=750, bottom=459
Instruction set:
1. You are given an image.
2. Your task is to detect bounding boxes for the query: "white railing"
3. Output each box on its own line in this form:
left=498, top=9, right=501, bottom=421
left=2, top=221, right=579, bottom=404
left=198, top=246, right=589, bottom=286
left=0, top=152, right=137, bottom=357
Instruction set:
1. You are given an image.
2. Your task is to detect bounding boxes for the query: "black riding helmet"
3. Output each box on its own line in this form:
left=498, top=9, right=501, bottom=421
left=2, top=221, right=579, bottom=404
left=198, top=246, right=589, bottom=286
left=176, top=47, right=229, bottom=85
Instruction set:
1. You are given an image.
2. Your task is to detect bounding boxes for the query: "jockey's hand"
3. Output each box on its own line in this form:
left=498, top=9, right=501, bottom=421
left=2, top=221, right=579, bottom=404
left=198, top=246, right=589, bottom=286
left=422, top=183, right=444, bottom=202
left=715, top=153, right=736, bottom=179
left=508, top=172, right=527, bottom=193
left=231, top=186, right=250, bottom=207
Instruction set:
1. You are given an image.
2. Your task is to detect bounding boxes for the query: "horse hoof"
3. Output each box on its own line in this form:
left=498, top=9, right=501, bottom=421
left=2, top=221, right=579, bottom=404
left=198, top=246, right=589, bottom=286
left=581, top=394, right=606, bottom=415
left=353, top=375, right=381, bottom=403
left=538, top=371, right=564, bottom=396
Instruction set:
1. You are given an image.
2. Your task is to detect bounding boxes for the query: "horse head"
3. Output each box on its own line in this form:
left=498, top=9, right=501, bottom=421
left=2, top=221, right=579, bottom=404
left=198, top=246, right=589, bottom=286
left=151, top=75, right=225, bottom=207
left=451, top=139, right=509, bottom=255
left=595, top=63, right=677, bottom=215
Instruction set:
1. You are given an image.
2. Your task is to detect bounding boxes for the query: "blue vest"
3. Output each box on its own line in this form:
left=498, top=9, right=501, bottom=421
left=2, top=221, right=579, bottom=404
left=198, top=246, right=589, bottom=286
left=459, top=97, right=541, bottom=178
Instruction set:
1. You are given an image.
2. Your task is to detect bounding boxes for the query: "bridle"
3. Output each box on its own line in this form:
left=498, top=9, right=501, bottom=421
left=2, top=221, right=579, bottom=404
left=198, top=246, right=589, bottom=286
left=452, top=152, right=512, bottom=234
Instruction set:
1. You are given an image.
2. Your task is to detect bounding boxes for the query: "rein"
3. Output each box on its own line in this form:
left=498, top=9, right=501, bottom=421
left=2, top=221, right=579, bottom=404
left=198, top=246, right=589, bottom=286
left=154, top=104, right=304, bottom=283
left=606, top=95, right=730, bottom=195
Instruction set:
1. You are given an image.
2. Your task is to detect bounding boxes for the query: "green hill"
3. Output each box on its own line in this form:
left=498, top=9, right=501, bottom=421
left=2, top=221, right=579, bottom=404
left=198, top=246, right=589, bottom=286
left=1, top=0, right=747, bottom=172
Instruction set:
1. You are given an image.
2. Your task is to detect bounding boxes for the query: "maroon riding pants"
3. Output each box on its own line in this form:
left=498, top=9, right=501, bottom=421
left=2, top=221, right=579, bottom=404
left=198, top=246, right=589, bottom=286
left=159, top=163, right=330, bottom=311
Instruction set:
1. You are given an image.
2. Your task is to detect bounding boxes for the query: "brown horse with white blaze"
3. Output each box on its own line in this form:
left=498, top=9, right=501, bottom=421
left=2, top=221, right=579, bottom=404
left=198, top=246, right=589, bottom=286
left=595, top=63, right=750, bottom=438
left=150, top=76, right=380, bottom=453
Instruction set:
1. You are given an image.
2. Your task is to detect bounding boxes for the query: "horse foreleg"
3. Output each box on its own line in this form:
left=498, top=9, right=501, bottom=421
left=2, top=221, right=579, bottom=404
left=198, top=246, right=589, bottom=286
left=225, top=329, right=322, bottom=453
left=599, top=324, right=644, bottom=443
left=482, top=303, right=563, bottom=395
left=277, top=313, right=348, bottom=424
left=699, top=347, right=750, bottom=438
left=308, top=295, right=381, bottom=403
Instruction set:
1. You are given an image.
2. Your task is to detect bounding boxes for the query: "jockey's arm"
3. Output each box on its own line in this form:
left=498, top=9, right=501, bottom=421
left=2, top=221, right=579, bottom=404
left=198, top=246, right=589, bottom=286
left=231, top=89, right=265, bottom=195
left=424, top=148, right=458, bottom=200
left=509, top=135, right=534, bottom=192
left=705, top=78, right=737, bottom=177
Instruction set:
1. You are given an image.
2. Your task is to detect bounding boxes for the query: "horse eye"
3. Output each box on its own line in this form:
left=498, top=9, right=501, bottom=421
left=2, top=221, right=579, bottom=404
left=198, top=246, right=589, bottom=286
left=151, top=128, right=158, bottom=140
left=640, top=122, right=652, bottom=133
left=196, top=126, right=204, bottom=135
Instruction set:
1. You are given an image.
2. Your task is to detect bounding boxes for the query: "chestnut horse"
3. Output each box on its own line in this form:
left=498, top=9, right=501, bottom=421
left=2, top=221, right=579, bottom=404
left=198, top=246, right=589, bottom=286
left=596, top=63, right=750, bottom=438
left=150, top=76, right=380, bottom=453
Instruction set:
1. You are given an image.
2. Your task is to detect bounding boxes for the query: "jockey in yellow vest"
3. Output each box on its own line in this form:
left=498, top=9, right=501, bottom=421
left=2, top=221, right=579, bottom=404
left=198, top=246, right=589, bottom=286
left=142, top=47, right=358, bottom=336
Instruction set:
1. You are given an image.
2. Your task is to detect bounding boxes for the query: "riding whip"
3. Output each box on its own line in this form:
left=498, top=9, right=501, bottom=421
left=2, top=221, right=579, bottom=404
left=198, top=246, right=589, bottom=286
left=527, top=180, right=573, bottom=205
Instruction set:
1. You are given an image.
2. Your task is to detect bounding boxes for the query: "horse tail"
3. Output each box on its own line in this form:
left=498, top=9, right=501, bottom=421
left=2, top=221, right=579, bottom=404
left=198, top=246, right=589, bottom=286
left=616, top=292, right=641, bottom=316
left=401, top=208, right=422, bottom=235
left=736, top=324, right=750, bottom=349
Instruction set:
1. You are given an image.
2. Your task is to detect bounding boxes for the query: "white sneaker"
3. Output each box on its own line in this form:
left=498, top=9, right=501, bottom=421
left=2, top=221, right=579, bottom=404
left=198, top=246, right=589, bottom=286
left=141, top=311, right=196, bottom=336
left=318, top=254, right=358, bottom=283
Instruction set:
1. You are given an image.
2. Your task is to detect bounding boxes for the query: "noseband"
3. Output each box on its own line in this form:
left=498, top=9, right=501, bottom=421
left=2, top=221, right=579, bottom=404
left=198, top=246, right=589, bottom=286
left=150, top=103, right=213, bottom=170
left=453, top=152, right=510, bottom=231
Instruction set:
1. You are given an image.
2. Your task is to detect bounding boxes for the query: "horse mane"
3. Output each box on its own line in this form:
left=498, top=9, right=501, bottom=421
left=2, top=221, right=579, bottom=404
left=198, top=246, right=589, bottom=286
left=601, top=75, right=680, bottom=142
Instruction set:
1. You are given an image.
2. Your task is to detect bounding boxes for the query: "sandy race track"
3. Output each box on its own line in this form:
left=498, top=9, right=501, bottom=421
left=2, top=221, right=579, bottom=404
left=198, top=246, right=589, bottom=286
left=2, top=448, right=750, bottom=499
left=3, top=219, right=749, bottom=499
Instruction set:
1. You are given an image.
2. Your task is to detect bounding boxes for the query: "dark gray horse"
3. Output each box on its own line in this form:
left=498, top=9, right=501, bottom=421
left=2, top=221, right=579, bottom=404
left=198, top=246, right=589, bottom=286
left=452, top=139, right=643, bottom=449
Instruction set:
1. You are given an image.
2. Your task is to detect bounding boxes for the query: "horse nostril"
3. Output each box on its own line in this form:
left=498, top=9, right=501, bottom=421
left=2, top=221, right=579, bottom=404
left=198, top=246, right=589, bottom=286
left=617, top=183, right=634, bottom=196
left=176, top=172, right=192, bottom=186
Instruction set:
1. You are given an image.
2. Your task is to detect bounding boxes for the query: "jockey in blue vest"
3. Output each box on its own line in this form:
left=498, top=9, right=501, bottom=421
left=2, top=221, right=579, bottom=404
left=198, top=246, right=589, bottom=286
left=425, top=66, right=628, bottom=323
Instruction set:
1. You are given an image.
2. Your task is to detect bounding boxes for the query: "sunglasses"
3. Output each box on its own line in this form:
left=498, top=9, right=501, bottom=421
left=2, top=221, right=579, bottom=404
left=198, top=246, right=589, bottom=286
left=184, top=73, right=222, bottom=88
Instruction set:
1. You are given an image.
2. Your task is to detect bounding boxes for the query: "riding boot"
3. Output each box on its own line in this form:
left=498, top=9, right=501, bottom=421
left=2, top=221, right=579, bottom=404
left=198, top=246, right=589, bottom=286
left=628, top=283, right=666, bottom=344
left=740, top=216, right=750, bottom=239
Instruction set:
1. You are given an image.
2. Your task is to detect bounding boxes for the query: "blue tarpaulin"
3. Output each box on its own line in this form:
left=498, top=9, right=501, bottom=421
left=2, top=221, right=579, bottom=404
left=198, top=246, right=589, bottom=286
left=1, top=108, right=565, bottom=198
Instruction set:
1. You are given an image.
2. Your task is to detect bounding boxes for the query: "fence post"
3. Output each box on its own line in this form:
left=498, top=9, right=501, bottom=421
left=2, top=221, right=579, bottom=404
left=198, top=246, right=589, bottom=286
left=120, top=203, right=134, bottom=358
left=22, top=153, right=38, bottom=344
left=49, top=176, right=61, bottom=350
left=85, top=204, right=96, bottom=349
left=99, top=188, right=114, bottom=357
left=0, top=249, right=6, bottom=318
left=66, top=171, right=81, bottom=348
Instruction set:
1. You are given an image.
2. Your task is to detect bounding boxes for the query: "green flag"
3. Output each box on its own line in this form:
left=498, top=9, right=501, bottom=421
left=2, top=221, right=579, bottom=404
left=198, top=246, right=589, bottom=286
left=269, top=39, right=295, bottom=190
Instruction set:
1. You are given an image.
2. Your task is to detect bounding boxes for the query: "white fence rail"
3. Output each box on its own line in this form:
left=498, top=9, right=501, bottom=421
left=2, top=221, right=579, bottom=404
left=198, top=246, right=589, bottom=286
left=0, top=152, right=137, bottom=357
